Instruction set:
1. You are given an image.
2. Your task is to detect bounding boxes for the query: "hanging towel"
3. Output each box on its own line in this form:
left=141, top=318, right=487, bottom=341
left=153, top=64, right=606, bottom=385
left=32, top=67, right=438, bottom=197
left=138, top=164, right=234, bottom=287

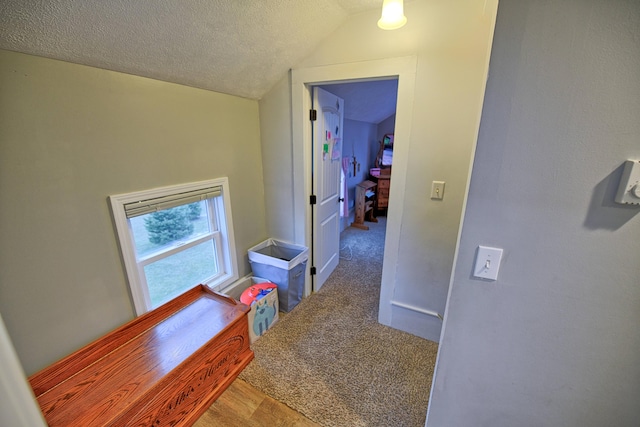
left=341, top=157, right=350, bottom=217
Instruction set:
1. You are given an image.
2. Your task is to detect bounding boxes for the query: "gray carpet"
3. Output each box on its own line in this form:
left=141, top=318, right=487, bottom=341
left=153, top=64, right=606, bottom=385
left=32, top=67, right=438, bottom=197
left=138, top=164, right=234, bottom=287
left=238, top=217, right=439, bottom=427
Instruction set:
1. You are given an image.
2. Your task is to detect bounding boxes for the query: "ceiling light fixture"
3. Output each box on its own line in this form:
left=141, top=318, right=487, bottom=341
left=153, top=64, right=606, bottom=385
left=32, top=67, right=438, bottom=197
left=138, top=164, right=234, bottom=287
left=377, top=0, right=407, bottom=30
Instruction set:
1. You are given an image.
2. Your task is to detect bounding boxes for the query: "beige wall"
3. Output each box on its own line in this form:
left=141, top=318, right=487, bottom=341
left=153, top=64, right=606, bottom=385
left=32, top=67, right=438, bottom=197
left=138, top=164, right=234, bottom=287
left=258, top=75, right=296, bottom=243
left=0, top=50, right=267, bottom=374
left=260, top=0, right=497, bottom=341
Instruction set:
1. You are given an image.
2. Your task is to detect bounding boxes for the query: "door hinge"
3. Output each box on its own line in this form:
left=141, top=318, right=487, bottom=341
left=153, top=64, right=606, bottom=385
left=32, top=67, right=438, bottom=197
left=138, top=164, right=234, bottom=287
left=310, top=195, right=316, bottom=205
left=309, top=109, right=317, bottom=121
left=310, top=266, right=316, bottom=276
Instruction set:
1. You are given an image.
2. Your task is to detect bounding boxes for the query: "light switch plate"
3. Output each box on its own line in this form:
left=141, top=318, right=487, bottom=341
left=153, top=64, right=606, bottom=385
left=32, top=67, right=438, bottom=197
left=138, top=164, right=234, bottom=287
left=431, top=181, right=445, bottom=200
left=474, top=246, right=503, bottom=280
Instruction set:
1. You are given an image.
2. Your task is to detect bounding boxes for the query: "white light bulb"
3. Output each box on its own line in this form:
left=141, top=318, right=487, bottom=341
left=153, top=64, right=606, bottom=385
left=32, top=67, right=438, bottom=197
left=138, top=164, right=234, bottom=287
left=377, top=0, right=407, bottom=30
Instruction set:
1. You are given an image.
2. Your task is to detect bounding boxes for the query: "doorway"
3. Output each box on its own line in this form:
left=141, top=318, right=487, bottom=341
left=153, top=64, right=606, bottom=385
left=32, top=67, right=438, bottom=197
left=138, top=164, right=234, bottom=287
left=318, top=80, right=398, bottom=233
left=317, top=81, right=398, bottom=273
left=290, top=56, right=417, bottom=326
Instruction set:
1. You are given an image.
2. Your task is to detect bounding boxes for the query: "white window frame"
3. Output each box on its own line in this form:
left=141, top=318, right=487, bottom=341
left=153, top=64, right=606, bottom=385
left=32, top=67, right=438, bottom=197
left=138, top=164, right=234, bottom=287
left=109, top=178, right=238, bottom=315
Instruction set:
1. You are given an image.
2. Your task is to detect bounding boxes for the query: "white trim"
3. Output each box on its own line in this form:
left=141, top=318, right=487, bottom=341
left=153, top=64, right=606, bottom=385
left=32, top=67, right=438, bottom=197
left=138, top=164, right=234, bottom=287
left=137, top=232, right=217, bottom=265
left=214, top=183, right=238, bottom=292
left=0, top=313, right=47, bottom=426
left=291, top=56, right=417, bottom=310
left=109, top=177, right=238, bottom=315
left=390, top=300, right=443, bottom=321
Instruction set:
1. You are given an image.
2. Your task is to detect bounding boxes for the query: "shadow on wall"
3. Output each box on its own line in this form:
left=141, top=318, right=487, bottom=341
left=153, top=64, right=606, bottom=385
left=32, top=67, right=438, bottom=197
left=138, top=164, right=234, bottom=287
left=584, top=162, right=640, bottom=231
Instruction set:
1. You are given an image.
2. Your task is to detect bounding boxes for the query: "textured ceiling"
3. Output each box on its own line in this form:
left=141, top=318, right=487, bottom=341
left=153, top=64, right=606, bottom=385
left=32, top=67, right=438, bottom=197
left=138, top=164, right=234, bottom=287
left=0, top=0, right=386, bottom=100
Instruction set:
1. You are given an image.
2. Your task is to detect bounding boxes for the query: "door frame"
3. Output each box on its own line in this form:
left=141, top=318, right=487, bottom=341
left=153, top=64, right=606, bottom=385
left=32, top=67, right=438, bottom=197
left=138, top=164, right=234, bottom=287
left=290, top=56, right=417, bottom=325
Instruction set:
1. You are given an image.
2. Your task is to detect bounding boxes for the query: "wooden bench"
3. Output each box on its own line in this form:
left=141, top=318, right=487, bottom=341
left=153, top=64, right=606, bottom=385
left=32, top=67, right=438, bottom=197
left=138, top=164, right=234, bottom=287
left=29, top=285, right=254, bottom=426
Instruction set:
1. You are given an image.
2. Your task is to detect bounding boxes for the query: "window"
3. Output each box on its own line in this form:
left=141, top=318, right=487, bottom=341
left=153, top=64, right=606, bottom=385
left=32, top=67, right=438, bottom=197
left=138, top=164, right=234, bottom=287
left=110, top=178, right=238, bottom=315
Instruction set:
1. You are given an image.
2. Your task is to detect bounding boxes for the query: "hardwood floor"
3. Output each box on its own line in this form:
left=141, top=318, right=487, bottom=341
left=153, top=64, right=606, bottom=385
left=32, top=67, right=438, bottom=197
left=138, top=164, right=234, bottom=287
left=194, top=379, right=321, bottom=427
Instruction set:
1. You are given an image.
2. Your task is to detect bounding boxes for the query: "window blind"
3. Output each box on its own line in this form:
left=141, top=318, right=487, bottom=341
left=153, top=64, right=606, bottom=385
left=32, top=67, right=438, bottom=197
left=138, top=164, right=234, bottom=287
left=124, top=186, right=222, bottom=218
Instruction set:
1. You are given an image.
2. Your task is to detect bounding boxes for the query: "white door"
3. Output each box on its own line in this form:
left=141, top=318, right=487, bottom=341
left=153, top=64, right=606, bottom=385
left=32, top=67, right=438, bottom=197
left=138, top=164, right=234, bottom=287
left=312, top=87, right=344, bottom=291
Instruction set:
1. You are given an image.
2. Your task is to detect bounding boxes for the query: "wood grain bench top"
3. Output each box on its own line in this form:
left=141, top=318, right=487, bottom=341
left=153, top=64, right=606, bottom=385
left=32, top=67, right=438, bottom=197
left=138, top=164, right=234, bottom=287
left=29, top=285, right=253, bottom=427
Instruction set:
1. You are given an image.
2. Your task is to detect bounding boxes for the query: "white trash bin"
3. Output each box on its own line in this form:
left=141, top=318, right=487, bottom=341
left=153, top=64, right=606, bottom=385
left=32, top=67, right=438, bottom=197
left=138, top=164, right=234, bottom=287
left=248, top=239, right=308, bottom=312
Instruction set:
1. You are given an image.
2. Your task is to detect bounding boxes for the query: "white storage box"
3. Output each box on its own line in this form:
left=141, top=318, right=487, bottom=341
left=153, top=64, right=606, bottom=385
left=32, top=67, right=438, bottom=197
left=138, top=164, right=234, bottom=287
left=244, top=285, right=279, bottom=344
left=222, top=275, right=279, bottom=343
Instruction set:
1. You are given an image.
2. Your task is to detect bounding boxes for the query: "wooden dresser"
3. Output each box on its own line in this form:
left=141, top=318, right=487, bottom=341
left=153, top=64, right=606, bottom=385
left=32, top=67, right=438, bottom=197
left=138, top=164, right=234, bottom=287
left=372, top=173, right=391, bottom=212
left=29, top=285, right=253, bottom=427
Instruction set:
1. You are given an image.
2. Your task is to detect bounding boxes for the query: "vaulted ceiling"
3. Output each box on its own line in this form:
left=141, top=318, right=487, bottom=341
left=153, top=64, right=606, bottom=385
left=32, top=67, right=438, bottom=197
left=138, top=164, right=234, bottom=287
left=0, top=0, right=392, bottom=98
left=0, top=0, right=402, bottom=124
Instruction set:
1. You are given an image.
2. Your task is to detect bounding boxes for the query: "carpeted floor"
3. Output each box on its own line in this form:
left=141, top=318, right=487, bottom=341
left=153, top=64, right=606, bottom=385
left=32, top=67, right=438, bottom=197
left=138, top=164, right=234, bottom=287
left=239, top=217, right=439, bottom=427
